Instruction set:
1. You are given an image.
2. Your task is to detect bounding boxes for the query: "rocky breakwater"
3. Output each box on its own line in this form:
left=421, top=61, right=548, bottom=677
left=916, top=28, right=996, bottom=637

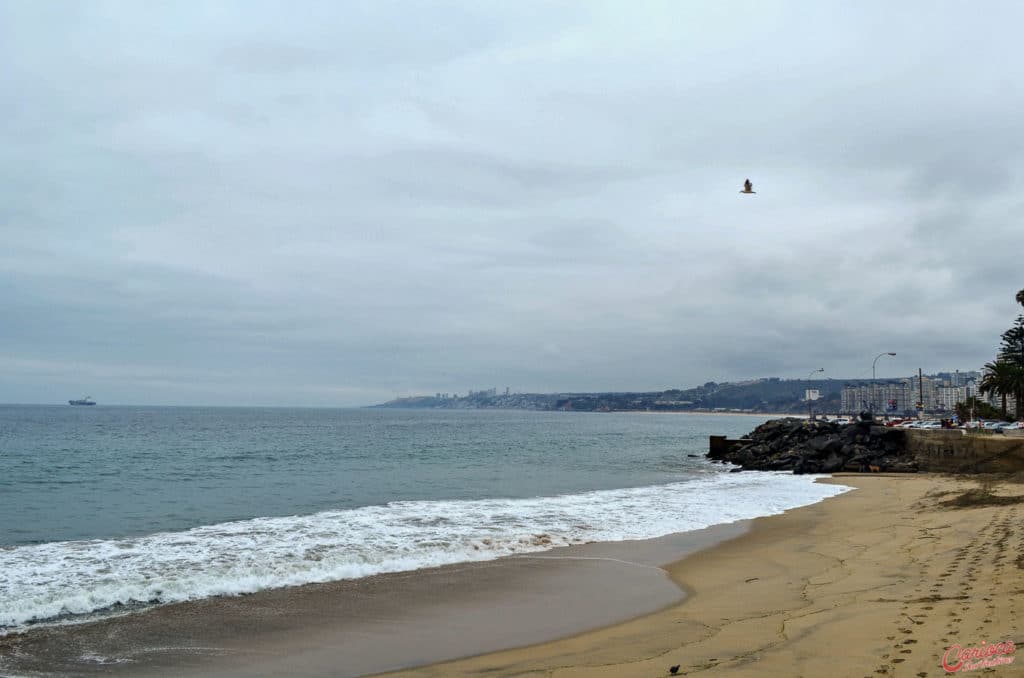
left=707, top=417, right=917, bottom=474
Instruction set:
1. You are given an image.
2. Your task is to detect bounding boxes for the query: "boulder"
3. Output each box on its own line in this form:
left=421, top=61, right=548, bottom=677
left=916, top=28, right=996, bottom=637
left=821, top=453, right=845, bottom=473
left=709, top=416, right=915, bottom=475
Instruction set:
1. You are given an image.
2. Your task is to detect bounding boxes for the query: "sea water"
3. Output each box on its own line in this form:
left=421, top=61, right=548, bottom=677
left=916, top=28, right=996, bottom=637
left=0, top=406, right=849, bottom=631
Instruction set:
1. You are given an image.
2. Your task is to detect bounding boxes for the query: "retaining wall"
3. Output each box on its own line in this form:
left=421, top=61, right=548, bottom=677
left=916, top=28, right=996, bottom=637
left=906, top=429, right=1024, bottom=473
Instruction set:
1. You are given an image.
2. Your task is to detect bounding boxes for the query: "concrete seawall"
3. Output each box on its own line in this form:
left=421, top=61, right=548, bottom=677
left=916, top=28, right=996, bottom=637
left=906, top=429, right=1024, bottom=473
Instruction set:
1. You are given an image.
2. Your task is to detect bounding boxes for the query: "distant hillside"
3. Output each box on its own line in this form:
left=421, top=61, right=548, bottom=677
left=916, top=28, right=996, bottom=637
left=373, top=378, right=881, bottom=414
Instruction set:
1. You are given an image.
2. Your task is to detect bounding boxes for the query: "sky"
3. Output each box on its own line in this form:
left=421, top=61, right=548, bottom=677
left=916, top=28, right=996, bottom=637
left=2, top=1, right=1023, bottom=407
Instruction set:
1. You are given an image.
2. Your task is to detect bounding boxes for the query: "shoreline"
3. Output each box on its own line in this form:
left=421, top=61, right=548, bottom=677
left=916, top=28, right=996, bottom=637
left=0, top=522, right=751, bottom=677
left=4, top=473, right=1019, bottom=677
left=381, top=473, right=1023, bottom=677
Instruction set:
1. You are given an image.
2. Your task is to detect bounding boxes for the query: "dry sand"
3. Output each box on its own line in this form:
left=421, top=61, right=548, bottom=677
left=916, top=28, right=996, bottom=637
left=381, top=474, right=1024, bottom=678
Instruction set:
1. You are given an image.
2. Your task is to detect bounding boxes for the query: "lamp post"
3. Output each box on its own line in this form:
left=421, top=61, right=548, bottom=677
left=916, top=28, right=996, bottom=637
left=871, top=352, right=896, bottom=417
left=807, top=368, right=824, bottom=419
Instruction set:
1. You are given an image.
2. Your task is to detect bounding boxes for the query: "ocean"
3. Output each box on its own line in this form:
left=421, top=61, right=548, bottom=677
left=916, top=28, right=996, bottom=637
left=0, top=406, right=849, bottom=632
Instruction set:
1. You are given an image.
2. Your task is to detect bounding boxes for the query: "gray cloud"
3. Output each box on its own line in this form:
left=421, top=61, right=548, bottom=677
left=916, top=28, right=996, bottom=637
left=2, top=1, right=1023, bottom=405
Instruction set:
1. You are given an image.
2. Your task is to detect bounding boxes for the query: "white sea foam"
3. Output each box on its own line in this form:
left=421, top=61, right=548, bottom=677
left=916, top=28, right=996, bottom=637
left=0, top=473, right=850, bottom=630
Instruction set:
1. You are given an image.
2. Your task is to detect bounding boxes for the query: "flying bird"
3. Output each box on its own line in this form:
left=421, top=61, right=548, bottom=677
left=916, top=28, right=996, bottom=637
left=669, top=665, right=681, bottom=675
left=740, top=179, right=755, bottom=194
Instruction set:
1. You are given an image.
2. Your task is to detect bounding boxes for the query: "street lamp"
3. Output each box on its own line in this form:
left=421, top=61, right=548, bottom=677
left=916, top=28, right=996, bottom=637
left=807, top=368, right=824, bottom=419
left=871, top=352, right=896, bottom=416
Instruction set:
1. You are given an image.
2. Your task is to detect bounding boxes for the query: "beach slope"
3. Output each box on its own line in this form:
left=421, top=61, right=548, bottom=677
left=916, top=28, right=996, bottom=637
left=382, top=474, right=1023, bottom=677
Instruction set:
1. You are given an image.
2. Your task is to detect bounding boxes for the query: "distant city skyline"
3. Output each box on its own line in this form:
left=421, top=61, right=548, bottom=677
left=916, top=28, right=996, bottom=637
left=0, top=359, right=1002, bottom=408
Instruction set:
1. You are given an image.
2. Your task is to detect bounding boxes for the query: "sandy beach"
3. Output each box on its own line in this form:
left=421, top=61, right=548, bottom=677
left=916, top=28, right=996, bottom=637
left=382, top=474, right=1023, bottom=678
left=2, top=473, right=1021, bottom=677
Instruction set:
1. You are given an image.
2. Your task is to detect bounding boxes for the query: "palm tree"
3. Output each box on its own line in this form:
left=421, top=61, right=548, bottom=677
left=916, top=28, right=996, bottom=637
left=1000, top=308, right=1024, bottom=418
left=1007, top=364, right=1024, bottom=420
left=979, top=360, right=1015, bottom=418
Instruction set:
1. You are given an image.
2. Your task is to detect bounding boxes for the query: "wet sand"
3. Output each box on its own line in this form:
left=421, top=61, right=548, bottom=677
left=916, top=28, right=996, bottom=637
left=383, top=474, right=1024, bottom=677
left=0, top=522, right=748, bottom=677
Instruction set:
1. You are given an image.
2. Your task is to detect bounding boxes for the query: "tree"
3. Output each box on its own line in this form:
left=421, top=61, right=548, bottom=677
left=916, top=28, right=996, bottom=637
left=1016, top=288, right=1024, bottom=308
left=955, top=396, right=1001, bottom=422
left=998, top=310, right=1024, bottom=418
left=979, top=360, right=1015, bottom=418
left=1006, top=365, right=1024, bottom=420
left=1001, top=316, right=1024, bottom=363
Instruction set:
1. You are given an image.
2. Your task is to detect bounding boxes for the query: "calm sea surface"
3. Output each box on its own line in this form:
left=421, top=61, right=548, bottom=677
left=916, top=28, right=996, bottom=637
left=0, top=406, right=849, bottom=630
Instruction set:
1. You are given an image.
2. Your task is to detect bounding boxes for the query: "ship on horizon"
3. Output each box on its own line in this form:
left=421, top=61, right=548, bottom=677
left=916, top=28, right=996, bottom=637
left=68, top=396, right=96, bottom=406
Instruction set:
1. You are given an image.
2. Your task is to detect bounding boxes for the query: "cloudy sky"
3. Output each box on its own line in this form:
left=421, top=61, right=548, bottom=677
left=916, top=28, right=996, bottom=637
left=2, top=1, right=1022, bottom=406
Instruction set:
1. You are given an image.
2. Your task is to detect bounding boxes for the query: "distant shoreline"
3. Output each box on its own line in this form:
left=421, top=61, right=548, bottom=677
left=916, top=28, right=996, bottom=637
left=373, top=405, right=812, bottom=418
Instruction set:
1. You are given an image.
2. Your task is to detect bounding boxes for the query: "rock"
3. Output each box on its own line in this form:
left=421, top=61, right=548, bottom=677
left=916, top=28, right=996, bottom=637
left=821, top=453, right=845, bottom=473
left=711, top=417, right=913, bottom=475
left=807, top=436, right=832, bottom=452
left=768, top=454, right=799, bottom=470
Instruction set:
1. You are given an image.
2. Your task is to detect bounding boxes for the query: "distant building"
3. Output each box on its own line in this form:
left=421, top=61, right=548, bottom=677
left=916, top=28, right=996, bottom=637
left=936, top=384, right=976, bottom=412
left=841, top=373, right=983, bottom=415
left=841, top=381, right=913, bottom=414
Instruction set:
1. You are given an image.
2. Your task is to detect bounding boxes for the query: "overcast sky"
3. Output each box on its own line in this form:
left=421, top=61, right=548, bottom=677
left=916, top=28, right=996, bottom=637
left=2, top=1, right=1022, bottom=406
